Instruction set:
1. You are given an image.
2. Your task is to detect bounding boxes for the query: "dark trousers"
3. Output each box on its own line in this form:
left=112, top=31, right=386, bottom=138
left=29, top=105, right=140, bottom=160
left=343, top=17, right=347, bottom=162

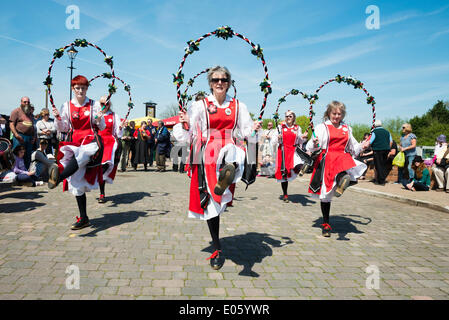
left=373, top=150, right=389, bottom=184
left=148, top=143, right=155, bottom=166
left=402, top=180, right=429, bottom=191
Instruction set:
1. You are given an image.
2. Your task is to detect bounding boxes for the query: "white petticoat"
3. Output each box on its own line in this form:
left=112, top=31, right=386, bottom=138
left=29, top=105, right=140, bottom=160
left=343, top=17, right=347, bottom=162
left=59, top=141, right=100, bottom=196
left=311, top=158, right=367, bottom=202
left=276, top=150, right=304, bottom=183
left=188, top=143, right=245, bottom=220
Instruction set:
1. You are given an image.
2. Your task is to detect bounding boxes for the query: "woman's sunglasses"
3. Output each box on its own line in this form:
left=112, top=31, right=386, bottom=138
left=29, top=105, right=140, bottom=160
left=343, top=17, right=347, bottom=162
left=211, top=78, right=229, bottom=83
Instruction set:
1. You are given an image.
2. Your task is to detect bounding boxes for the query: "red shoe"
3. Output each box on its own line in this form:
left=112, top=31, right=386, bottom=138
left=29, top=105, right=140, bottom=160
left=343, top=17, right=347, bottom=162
left=206, top=250, right=224, bottom=270
left=98, top=194, right=105, bottom=203
left=283, top=195, right=289, bottom=203
left=321, top=223, right=332, bottom=237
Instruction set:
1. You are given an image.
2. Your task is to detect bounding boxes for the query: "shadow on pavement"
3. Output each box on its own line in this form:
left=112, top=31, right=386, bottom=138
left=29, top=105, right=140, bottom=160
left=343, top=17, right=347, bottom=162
left=105, top=192, right=153, bottom=207
left=0, top=190, right=47, bottom=201
left=312, top=214, right=372, bottom=241
left=278, top=194, right=316, bottom=206
left=0, top=201, right=46, bottom=213
left=202, top=232, right=293, bottom=278
left=79, top=210, right=164, bottom=237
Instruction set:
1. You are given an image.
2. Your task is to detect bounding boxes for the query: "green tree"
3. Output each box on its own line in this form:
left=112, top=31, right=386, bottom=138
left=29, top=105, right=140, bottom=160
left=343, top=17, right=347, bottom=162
left=409, top=100, right=449, bottom=145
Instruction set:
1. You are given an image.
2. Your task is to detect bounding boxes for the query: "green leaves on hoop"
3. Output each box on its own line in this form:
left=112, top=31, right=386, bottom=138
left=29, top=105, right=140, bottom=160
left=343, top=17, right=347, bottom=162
left=173, top=72, right=184, bottom=86
left=53, top=48, right=65, bottom=59
left=260, top=79, right=272, bottom=94
left=108, top=83, right=117, bottom=95
left=251, top=44, right=264, bottom=60
left=185, top=40, right=200, bottom=55
left=43, top=76, right=52, bottom=87
left=104, top=56, right=114, bottom=67
left=215, top=26, right=234, bottom=40
left=74, top=38, right=88, bottom=47
left=335, top=74, right=375, bottom=105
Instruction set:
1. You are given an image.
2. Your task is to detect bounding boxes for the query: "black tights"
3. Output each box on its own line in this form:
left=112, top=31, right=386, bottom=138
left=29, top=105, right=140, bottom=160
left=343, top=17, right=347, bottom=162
left=60, top=157, right=79, bottom=181
left=207, top=216, right=221, bottom=251
left=76, top=194, right=87, bottom=219
left=320, top=201, right=331, bottom=224
left=281, top=182, right=288, bottom=196
left=100, top=182, right=105, bottom=195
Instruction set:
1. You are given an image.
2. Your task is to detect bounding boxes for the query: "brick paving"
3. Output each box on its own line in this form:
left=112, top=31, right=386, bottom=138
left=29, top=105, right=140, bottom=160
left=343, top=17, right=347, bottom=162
left=1, top=166, right=449, bottom=300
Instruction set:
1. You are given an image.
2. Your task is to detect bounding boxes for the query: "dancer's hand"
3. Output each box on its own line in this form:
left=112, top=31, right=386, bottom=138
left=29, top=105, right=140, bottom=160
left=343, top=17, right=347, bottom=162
left=179, top=111, right=189, bottom=124
left=52, top=107, right=61, bottom=121
left=301, top=132, right=308, bottom=140
left=313, top=137, right=319, bottom=148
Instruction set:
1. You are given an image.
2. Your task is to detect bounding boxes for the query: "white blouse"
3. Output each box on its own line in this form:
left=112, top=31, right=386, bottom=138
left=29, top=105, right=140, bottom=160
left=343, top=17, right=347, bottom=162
left=306, top=120, right=362, bottom=156
left=173, top=94, right=257, bottom=143
left=54, top=97, right=106, bottom=133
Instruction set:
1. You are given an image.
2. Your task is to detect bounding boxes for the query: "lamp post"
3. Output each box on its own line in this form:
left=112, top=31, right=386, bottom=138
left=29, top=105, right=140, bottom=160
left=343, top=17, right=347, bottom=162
left=67, top=45, right=78, bottom=102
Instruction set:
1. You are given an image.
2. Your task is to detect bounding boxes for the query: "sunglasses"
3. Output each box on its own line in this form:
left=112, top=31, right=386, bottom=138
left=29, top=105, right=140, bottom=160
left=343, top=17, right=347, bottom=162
left=211, top=78, right=229, bottom=83
left=286, top=115, right=294, bottom=118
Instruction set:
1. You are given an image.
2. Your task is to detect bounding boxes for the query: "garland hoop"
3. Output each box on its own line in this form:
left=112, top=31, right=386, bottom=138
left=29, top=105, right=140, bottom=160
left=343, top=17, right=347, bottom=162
left=174, top=26, right=271, bottom=121
left=88, top=73, right=134, bottom=121
left=180, top=68, right=237, bottom=108
left=44, top=39, right=115, bottom=119
left=273, top=89, right=317, bottom=135
left=309, top=74, right=376, bottom=130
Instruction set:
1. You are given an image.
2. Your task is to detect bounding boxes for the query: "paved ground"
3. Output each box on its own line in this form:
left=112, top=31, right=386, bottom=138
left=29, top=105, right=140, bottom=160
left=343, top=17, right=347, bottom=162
left=1, top=165, right=449, bottom=300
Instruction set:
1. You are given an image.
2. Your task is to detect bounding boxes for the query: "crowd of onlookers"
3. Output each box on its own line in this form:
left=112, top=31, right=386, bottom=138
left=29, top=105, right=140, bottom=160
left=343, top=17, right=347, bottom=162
left=1, top=97, right=57, bottom=186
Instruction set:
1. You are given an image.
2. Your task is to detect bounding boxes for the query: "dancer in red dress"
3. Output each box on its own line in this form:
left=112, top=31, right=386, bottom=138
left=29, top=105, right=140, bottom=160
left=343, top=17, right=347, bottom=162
left=273, top=110, right=308, bottom=202
left=97, top=96, right=124, bottom=203
left=174, top=66, right=261, bottom=270
left=48, top=75, right=105, bottom=230
left=307, top=101, right=369, bottom=237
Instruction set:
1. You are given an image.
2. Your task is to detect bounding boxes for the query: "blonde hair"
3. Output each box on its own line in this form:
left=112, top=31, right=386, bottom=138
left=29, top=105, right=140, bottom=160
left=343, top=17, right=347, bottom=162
left=402, top=123, right=412, bottom=134
left=40, top=108, right=50, bottom=117
left=99, top=96, right=113, bottom=110
left=323, top=101, right=346, bottom=121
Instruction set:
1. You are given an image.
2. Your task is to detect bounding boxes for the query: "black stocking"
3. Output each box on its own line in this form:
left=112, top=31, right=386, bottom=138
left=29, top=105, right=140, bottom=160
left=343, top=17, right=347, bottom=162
left=60, top=157, right=79, bottom=181
left=320, top=201, right=331, bottom=224
left=75, top=194, right=87, bottom=219
left=281, top=181, right=288, bottom=196
left=207, top=216, right=221, bottom=251
left=100, top=182, right=105, bottom=196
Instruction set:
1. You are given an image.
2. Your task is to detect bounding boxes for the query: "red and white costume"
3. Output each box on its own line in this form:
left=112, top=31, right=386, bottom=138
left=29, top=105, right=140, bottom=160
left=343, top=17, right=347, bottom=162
left=173, top=94, right=256, bottom=220
left=98, top=111, right=123, bottom=184
left=272, top=123, right=305, bottom=182
left=54, top=97, right=105, bottom=196
left=306, top=120, right=366, bottom=201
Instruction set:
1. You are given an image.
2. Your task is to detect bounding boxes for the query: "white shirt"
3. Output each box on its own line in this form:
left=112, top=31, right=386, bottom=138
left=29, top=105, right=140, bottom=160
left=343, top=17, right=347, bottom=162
left=54, top=97, right=106, bottom=133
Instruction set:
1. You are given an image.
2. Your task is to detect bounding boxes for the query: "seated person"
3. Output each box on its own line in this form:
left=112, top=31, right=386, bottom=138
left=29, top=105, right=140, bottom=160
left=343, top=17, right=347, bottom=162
left=402, top=155, right=430, bottom=191
left=13, top=145, right=44, bottom=187
left=433, top=139, right=449, bottom=192
left=29, top=139, right=55, bottom=182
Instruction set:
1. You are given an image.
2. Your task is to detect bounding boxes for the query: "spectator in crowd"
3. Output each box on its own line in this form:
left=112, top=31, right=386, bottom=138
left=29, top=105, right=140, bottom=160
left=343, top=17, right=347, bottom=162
left=147, top=122, right=156, bottom=167
left=13, top=145, right=43, bottom=187
left=170, top=130, right=187, bottom=173
left=433, top=138, right=449, bottom=192
left=128, top=121, right=136, bottom=169
left=385, top=138, right=398, bottom=178
left=155, top=120, right=170, bottom=172
left=132, top=121, right=151, bottom=171
left=357, top=132, right=374, bottom=180
left=10, top=96, right=36, bottom=169
left=259, top=121, right=277, bottom=177
left=119, top=120, right=132, bottom=172
left=402, top=156, right=430, bottom=191
left=398, top=123, right=417, bottom=183
left=433, top=135, right=447, bottom=164
left=368, top=120, right=393, bottom=185
left=29, top=139, right=55, bottom=181
left=0, top=115, right=9, bottom=139
left=36, top=108, right=56, bottom=155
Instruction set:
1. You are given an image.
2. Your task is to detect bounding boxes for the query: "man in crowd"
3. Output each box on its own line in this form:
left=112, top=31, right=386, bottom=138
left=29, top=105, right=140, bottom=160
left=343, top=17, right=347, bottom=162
left=147, top=121, right=156, bottom=167
left=368, top=119, right=393, bottom=185
left=119, top=121, right=133, bottom=172
left=155, top=120, right=170, bottom=172
left=10, top=97, right=36, bottom=168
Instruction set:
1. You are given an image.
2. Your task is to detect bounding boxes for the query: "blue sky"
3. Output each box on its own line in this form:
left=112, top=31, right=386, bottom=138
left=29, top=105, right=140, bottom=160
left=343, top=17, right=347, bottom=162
left=1, top=0, right=449, bottom=126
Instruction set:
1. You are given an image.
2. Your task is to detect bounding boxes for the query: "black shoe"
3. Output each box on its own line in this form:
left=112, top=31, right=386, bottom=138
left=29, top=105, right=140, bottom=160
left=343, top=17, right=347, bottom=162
left=214, top=164, right=235, bottom=196
left=71, top=216, right=90, bottom=230
left=335, top=174, right=350, bottom=197
left=207, top=250, right=224, bottom=270
left=321, top=223, right=332, bottom=237
left=48, top=164, right=60, bottom=189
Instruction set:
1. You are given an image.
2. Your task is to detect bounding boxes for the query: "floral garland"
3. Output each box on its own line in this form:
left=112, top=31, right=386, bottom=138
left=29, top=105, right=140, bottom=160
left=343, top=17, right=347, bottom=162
left=174, top=26, right=271, bottom=121
left=310, top=74, right=377, bottom=130
left=180, top=68, right=238, bottom=108
left=44, top=39, right=115, bottom=119
left=88, top=73, right=134, bottom=121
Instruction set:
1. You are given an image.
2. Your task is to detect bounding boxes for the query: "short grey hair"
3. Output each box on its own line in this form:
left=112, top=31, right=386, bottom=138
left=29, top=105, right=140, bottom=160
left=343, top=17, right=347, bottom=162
left=207, top=66, right=232, bottom=93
